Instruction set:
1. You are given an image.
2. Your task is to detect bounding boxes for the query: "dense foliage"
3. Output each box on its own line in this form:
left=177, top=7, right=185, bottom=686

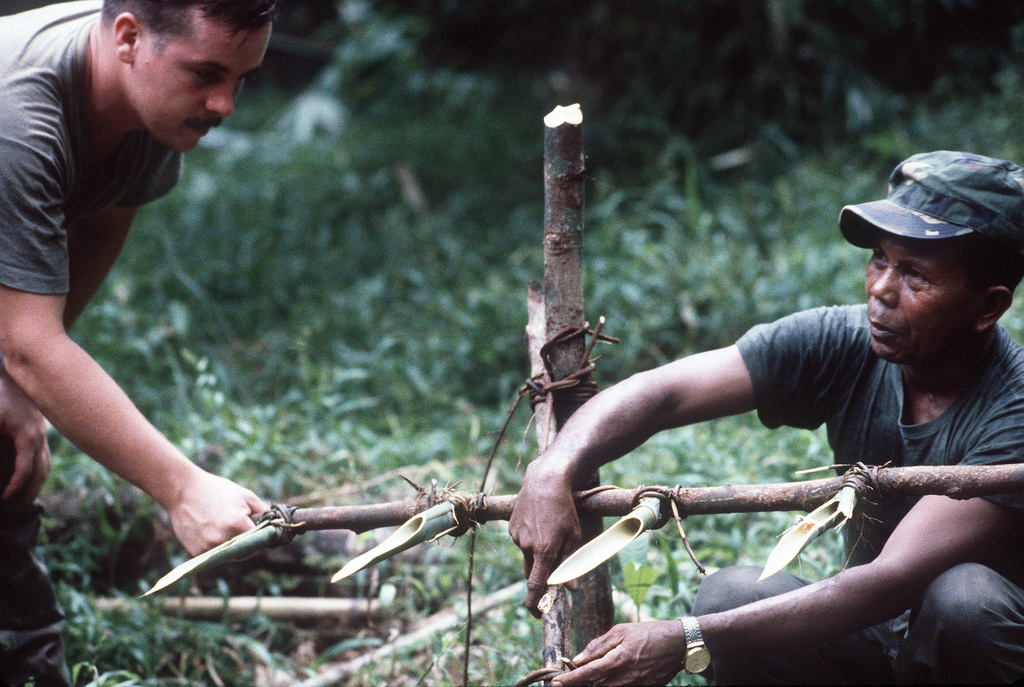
left=25, top=1, right=1024, bottom=684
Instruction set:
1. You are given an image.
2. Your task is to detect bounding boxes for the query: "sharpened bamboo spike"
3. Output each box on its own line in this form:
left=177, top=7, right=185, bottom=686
left=546, top=497, right=662, bottom=586
left=331, top=503, right=459, bottom=582
left=758, top=485, right=858, bottom=581
left=143, top=520, right=282, bottom=597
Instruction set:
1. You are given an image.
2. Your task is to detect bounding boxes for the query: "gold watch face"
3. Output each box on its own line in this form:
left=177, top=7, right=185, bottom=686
left=685, top=645, right=711, bottom=674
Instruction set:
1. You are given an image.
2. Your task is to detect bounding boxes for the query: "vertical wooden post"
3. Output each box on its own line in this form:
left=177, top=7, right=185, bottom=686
left=537, top=104, right=614, bottom=664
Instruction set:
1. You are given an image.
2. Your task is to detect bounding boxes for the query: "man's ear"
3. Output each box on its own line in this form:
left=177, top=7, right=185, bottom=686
left=112, top=13, right=142, bottom=65
left=975, top=285, right=1013, bottom=333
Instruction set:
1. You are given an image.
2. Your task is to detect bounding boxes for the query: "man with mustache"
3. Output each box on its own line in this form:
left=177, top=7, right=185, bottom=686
left=0, top=1, right=276, bottom=684
left=510, top=151, right=1024, bottom=684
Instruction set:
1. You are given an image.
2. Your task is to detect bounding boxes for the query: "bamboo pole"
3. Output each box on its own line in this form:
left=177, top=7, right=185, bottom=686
left=95, top=596, right=382, bottom=623
left=525, top=279, right=572, bottom=665
left=143, top=464, right=1024, bottom=599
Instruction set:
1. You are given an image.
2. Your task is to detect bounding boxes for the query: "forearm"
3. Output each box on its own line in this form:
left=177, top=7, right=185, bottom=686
left=535, top=347, right=756, bottom=485
left=536, top=370, right=677, bottom=485
left=700, top=564, right=907, bottom=657
left=3, top=334, right=198, bottom=509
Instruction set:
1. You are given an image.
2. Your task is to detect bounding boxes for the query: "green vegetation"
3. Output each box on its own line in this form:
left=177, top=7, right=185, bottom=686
left=35, top=2, right=1024, bottom=685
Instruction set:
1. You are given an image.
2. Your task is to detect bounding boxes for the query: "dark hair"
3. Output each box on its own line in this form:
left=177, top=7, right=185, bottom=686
left=951, top=231, right=1024, bottom=293
left=101, top=0, right=278, bottom=36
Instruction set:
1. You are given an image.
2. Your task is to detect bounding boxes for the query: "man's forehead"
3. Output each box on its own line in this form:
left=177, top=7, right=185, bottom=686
left=166, top=9, right=271, bottom=66
left=874, top=232, right=964, bottom=262
left=183, top=8, right=271, bottom=42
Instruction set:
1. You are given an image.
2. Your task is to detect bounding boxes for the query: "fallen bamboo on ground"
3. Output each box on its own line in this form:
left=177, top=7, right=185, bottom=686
left=96, top=596, right=382, bottom=623
left=289, top=582, right=528, bottom=687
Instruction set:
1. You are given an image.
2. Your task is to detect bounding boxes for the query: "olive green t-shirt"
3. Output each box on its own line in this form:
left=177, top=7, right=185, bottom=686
left=738, top=304, right=1024, bottom=567
left=0, top=0, right=182, bottom=294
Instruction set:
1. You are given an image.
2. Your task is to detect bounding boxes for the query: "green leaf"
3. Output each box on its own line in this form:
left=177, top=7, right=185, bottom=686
left=622, top=560, right=657, bottom=611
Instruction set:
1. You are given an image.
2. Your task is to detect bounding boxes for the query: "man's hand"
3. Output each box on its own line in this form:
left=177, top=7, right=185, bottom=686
left=508, top=459, right=582, bottom=616
left=551, top=621, right=687, bottom=687
left=166, top=468, right=269, bottom=556
left=0, top=368, right=50, bottom=504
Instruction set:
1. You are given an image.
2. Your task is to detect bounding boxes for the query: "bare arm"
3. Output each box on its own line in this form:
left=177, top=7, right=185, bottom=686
left=0, top=283, right=266, bottom=554
left=509, top=345, right=756, bottom=613
left=553, top=494, right=1021, bottom=686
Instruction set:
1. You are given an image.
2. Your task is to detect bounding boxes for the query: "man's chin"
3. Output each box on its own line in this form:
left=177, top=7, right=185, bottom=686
left=869, top=338, right=906, bottom=364
left=156, top=130, right=203, bottom=153
left=173, top=138, right=202, bottom=153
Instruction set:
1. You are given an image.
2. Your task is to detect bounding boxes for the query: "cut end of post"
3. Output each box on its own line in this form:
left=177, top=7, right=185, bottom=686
left=544, top=103, right=583, bottom=128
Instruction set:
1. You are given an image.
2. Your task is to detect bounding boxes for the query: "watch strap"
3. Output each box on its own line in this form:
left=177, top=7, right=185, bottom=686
left=680, top=615, right=704, bottom=646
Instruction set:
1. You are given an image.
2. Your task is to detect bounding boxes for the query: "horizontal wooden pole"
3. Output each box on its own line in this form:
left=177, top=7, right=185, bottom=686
left=290, top=463, right=1024, bottom=534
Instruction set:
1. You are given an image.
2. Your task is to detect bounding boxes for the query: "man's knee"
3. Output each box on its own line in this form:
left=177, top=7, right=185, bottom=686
left=917, top=563, right=1015, bottom=641
left=693, top=565, right=808, bottom=615
left=897, top=562, right=1024, bottom=683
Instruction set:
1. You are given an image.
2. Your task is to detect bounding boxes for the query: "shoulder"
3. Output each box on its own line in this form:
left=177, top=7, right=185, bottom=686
left=0, top=2, right=99, bottom=67
left=0, top=1, right=98, bottom=145
left=738, top=304, right=869, bottom=355
left=979, top=326, right=1024, bottom=404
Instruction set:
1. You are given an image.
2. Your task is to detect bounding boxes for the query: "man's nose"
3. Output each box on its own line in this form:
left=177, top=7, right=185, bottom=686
left=206, top=86, right=236, bottom=119
left=867, top=266, right=898, bottom=307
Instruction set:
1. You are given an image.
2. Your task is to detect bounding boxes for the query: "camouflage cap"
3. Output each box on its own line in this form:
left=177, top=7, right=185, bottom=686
left=839, top=151, right=1024, bottom=257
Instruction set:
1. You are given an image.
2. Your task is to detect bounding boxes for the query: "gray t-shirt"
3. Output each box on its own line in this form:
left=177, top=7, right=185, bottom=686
left=737, top=304, right=1024, bottom=567
left=0, top=0, right=182, bottom=294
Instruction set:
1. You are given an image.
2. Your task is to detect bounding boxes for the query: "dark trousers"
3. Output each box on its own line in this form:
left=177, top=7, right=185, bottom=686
left=0, top=503, right=70, bottom=687
left=692, top=564, right=1024, bottom=684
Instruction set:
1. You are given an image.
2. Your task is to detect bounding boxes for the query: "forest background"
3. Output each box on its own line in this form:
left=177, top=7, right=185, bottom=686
left=6, top=1, right=1024, bottom=685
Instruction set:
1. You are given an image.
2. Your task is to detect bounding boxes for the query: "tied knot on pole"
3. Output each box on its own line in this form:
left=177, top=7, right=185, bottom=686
left=523, top=320, right=619, bottom=411
left=259, top=503, right=305, bottom=546
left=444, top=490, right=488, bottom=537
left=400, top=477, right=485, bottom=538
left=631, top=485, right=675, bottom=530
left=662, top=484, right=707, bottom=576
left=840, top=462, right=884, bottom=503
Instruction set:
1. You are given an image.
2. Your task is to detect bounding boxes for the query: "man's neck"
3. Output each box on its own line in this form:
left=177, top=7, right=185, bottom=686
left=900, top=332, right=994, bottom=425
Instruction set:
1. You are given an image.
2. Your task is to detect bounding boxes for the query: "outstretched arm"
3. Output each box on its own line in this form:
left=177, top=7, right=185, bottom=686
left=0, top=284, right=267, bottom=553
left=552, top=494, right=1022, bottom=686
left=509, top=344, right=756, bottom=614
left=0, top=202, right=269, bottom=553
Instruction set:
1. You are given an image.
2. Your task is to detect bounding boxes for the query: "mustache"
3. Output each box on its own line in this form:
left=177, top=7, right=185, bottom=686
left=185, top=116, right=224, bottom=130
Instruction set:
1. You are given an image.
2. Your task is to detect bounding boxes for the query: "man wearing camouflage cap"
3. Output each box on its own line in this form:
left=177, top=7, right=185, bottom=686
left=510, top=150, right=1024, bottom=684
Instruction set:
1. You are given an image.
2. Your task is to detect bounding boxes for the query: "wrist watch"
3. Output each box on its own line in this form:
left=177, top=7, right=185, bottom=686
left=679, top=616, right=711, bottom=674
